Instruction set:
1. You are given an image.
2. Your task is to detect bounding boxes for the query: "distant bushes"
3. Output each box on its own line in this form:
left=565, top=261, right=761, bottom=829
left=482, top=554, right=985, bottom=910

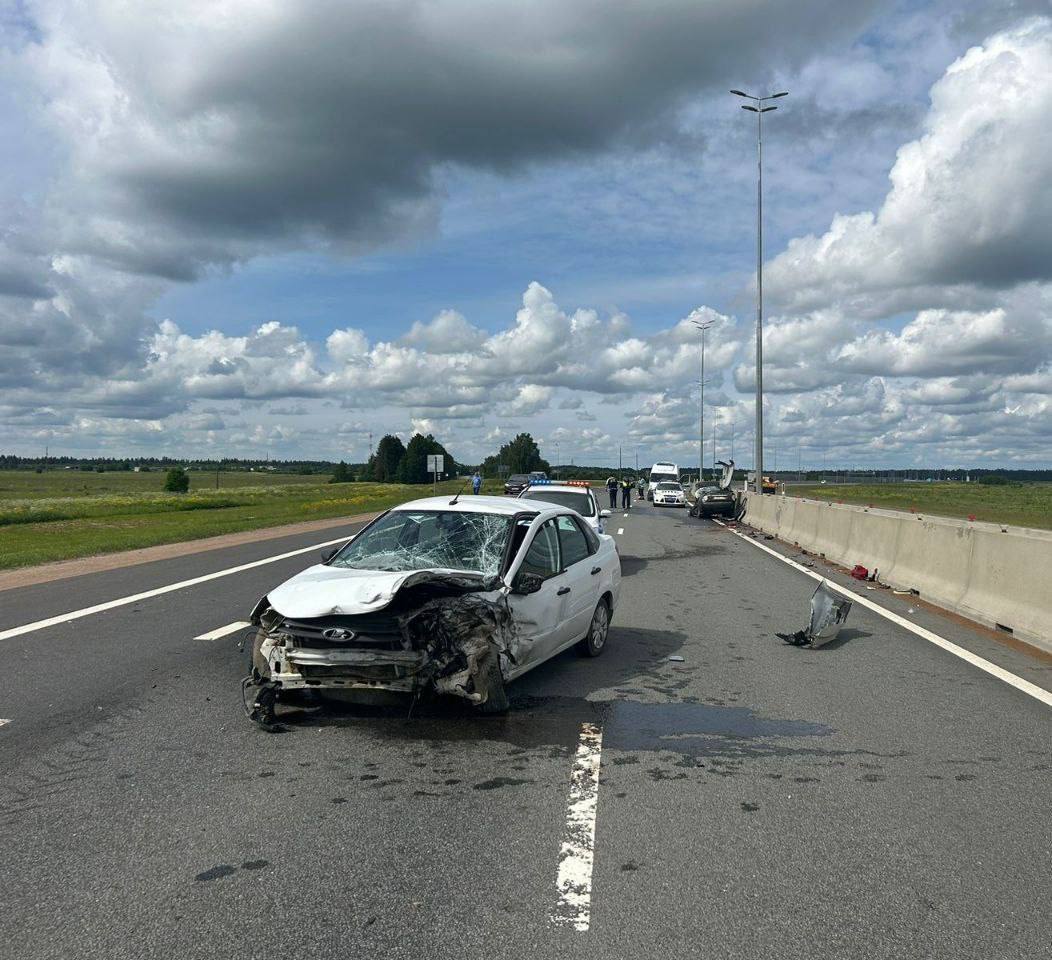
left=164, top=467, right=190, bottom=493
left=329, top=461, right=354, bottom=484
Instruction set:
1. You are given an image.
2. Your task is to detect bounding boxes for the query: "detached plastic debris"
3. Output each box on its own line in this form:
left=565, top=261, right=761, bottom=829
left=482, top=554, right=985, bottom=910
left=668, top=655, right=685, bottom=662
left=850, top=564, right=869, bottom=580
left=776, top=581, right=853, bottom=648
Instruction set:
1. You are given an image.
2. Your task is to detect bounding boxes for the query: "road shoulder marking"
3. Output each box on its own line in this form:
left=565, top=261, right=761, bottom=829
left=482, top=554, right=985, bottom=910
left=553, top=721, right=603, bottom=932
left=194, top=621, right=252, bottom=641
left=716, top=520, right=1052, bottom=708
left=0, top=535, right=356, bottom=643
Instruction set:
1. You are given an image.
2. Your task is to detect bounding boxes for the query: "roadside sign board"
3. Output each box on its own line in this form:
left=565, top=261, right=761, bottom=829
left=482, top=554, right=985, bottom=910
left=427, top=454, right=445, bottom=474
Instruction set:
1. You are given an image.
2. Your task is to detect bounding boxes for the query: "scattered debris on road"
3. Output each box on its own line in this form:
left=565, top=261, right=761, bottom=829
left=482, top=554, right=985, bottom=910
left=668, top=655, right=685, bottom=662
left=850, top=564, right=881, bottom=582
left=776, top=581, right=853, bottom=648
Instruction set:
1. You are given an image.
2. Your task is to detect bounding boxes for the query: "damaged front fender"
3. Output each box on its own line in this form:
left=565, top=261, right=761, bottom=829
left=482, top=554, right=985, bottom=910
left=242, top=569, right=518, bottom=722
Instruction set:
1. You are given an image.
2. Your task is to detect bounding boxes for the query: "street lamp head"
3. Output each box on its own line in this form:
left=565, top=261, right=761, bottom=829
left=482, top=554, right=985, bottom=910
left=730, top=89, right=753, bottom=98
left=741, top=105, right=759, bottom=112
left=770, top=91, right=789, bottom=98
left=761, top=106, right=778, bottom=113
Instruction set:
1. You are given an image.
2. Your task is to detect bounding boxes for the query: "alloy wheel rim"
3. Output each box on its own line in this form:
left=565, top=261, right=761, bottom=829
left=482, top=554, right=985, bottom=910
left=592, top=605, right=608, bottom=649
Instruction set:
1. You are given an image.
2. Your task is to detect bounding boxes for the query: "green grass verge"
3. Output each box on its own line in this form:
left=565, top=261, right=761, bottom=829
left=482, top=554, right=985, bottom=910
left=789, top=482, right=1052, bottom=531
left=0, top=469, right=321, bottom=500
left=0, top=473, right=508, bottom=570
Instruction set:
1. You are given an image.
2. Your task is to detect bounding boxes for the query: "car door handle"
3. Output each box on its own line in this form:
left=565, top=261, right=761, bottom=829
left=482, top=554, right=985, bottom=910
left=590, top=566, right=602, bottom=575
left=557, top=586, right=571, bottom=596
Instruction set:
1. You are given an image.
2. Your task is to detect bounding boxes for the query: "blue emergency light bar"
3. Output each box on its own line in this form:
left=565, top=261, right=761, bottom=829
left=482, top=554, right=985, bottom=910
left=526, top=479, right=591, bottom=487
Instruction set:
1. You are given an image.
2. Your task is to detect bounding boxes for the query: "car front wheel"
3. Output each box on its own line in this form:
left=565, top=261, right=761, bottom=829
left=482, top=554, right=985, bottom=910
left=576, top=598, right=610, bottom=657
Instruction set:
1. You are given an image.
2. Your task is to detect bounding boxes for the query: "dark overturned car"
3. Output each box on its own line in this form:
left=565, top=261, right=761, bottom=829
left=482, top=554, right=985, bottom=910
left=686, top=460, right=740, bottom=519
left=243, top=495, right=621, bottom=725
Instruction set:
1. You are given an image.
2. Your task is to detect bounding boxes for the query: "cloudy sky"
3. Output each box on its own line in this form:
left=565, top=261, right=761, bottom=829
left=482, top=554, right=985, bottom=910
left=1, top=0, right=1050, bottom=468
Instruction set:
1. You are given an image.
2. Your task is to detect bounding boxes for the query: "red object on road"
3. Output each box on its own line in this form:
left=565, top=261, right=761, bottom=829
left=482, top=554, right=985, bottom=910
left=850, top=564, right=869, bottom=580
left=968, top=514, right=976, bottom=521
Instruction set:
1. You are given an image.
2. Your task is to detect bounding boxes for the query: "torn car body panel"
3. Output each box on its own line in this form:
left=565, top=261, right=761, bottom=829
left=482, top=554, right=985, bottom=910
left=777, top=580, right=853, bottom=648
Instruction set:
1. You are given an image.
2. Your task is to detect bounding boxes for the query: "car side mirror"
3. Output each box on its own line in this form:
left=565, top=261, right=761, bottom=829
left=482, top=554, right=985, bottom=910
left=321, top=547, right=338, bottom=563
left=600, top=509, right=611, bottom=518
left=511, top=572, right=545, bottom=595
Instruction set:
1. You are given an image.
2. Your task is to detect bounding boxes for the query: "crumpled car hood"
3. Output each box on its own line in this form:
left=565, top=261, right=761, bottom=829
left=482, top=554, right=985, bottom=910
left=267, top=564, right=490, bottom=618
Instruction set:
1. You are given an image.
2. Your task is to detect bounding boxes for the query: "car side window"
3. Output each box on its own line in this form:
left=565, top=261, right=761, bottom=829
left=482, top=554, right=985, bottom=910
left=580, top=518, right=600, bottom=554
left=557, top=514, right=592, bottom=568
left=518, top=519, right=561, bottom=580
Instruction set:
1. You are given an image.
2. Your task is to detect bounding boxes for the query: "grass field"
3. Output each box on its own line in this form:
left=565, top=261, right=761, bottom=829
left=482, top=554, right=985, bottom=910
left=789, top=482, right=1052, bottom=531
left=0, top=469, right=321, bottom=500
left=0, top=471, right=506, bottom=570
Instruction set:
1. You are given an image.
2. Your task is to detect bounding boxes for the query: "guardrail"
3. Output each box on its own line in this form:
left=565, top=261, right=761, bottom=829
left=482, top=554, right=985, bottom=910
left=743, top=494, right=1052, bottom=653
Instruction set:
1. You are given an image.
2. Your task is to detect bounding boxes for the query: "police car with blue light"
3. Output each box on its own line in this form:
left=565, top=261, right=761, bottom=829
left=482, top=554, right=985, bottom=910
left=516, top=479, right=611, bottom=534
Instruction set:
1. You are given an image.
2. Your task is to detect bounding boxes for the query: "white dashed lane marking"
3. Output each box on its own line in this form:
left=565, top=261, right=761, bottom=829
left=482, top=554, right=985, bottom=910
left=194, top=621, right=253, bottom=641
left=0, top=533, right=355, bottom=643
left=552, top=721, right=604, bottom=931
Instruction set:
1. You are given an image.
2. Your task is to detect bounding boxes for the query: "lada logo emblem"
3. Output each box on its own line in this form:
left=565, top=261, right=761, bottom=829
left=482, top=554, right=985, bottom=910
left=322, top=628, right=356, bottom=641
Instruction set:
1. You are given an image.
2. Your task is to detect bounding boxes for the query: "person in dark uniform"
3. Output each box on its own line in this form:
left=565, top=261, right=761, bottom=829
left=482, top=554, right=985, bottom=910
left=621, top=477, right=632, bottom=509
left=606, top=476, right=618, bottom=509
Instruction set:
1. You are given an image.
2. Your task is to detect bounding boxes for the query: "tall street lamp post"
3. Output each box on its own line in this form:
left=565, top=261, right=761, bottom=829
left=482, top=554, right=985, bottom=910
left=691, top=317, right=715, bottom=481
left=731, top=88, right=787, bottom=494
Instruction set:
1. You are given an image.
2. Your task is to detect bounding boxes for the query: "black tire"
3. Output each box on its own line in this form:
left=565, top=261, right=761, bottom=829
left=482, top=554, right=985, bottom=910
left=474, top=649, right=510, bottom=715
left=576, top=598, right=611, bottom=657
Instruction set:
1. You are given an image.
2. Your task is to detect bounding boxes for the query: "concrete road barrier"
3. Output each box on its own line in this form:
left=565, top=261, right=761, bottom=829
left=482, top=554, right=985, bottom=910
left=744, top=494, right=1052, bottom=652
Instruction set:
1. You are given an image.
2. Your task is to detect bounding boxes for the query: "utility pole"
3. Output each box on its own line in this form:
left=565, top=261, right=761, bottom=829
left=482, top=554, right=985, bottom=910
left=691, top=318, right=716, bottom=480
left=732, top=88, right=787, bottom=494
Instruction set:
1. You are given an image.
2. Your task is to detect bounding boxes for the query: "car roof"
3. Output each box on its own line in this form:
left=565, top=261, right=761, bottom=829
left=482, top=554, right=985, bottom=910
left=519, top=483, right=594, bottom=495
left=390, top=495, right=561, bottom=517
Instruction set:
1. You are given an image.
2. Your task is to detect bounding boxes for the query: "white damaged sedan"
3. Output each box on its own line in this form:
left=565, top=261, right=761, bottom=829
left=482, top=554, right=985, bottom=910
left=244, top=495, right=621, bottom=723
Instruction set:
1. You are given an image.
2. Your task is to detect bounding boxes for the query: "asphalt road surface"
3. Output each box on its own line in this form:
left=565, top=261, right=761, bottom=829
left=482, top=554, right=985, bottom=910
left=2, top=500, right=1050, bottom=959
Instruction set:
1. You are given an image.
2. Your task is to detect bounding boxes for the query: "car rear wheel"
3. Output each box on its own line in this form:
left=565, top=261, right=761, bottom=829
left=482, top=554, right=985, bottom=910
left=576, top=598, right=610, bottom=657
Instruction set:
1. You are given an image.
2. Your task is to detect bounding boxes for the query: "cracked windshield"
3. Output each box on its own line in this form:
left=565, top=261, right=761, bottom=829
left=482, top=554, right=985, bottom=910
left=330, top=511, right=512, bottom=575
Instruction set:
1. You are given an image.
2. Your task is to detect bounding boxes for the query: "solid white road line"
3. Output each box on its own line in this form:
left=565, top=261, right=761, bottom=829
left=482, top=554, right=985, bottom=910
left=0, top=534, right=355, bottom=643
left=617, top=528, right=624, bottom=535
left=553, top=721, right=604, bottom=932
left=194, top=620, right=253, bottom=641
left=715, top=519, right=1052, bottom=708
